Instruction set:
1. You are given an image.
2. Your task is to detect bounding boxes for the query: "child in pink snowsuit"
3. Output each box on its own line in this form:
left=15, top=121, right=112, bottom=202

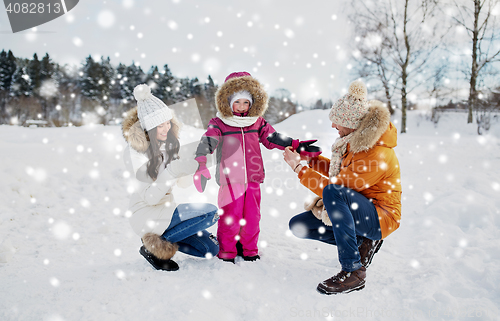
left=193, top=72, right=321, bottom=262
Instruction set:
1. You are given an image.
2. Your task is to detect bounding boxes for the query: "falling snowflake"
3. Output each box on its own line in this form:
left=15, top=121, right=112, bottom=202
left=168, top=20, right=178, bottom=30
left=269, top=208, right=279, bottom=217
left=123, top=0, right=134, bottom=9
left=73, top=37, right=83, bottom=47
left=202, top=290, right=212, bottom=299
left=115, top=270, right=126, bottom=280
left=438, top=155, right=448, bottom=164
left=423, top=192, right=433, bottom=202
left=80, top=199, right=91, bottom=208
left=89, top=170, right=99, bottom=179
left=97, top=10, right=115, bottom=28
left=49, top=277, right=60, bottom=287
left=53, top=222, right=71, bottom=240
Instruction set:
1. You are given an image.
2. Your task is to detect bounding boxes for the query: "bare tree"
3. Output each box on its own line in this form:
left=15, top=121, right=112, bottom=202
left=349, top=0, right=446, bottom=133
left=446, top=0, right=500, bottom=123
left=351, top=22, right=399, bottom=114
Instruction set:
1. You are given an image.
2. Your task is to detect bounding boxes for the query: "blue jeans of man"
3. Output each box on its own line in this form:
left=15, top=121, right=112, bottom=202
left=161, top=203, right=219, bottom=258
left=289, top=184, right=382, bottom=272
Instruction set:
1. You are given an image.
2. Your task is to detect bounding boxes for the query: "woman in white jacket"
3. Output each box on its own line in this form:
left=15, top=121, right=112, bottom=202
left=122, top=84, right=219, bottom=271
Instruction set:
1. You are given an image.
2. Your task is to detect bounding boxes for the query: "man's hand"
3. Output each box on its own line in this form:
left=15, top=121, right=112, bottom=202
left=300, top=153, right=312, bottom=162
left=283, top=147, right=301, bottom=171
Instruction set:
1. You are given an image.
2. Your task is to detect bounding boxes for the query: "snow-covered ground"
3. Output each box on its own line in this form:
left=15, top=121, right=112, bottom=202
left=1, top=110, right=499, bottom=321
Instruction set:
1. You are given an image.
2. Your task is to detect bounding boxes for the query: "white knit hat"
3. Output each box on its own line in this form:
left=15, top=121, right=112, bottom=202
left=134, top=84, right=172, bottom=131
left=229, top=90, right=253, bottom=111
left=329, top=80, right=369, bottom=129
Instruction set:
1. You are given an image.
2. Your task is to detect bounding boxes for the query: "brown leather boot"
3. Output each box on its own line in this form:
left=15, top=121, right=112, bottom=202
left=317, top=267, right=366, bottom=295
left=359, top=238, right=383, bottom=268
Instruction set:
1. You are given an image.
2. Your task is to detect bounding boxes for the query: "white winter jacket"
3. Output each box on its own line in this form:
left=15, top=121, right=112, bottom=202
left=122, top=107, right=197, bottom=237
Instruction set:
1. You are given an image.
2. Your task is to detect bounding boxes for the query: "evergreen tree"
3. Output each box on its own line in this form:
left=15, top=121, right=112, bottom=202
left=79, top=56, right=114, bottom=105
left=0, top=50, right=17, bottom=116
left=10, top=59, right=31, bottom=97
left=99, top=56, right=114, bottom=104
left=198, top=75, right=218, bottom=127
left=172, top=77, right=200, bottom=102
left=145, top=64, right=175, bottom=103
left=110, top=62, right=126, bottom=102
left=118, top=62, right=145, bottom=103
left=157, top=64, right=175, bottom=103
left=40, top=53, right=55, bottom=82
left=0, top=50, right=17, bottom=92
left=53, top=63, right=79, bottom=125
left=27, top=53, right=41, bottom=96
left=145, top=65, right=162, bottom=97
left=38, top=53, right=58, bottom=118
left=79, top=55, right=100, bottom=101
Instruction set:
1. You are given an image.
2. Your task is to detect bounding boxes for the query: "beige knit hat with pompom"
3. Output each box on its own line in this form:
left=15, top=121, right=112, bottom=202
left=329, top=80, right=369, bottom=129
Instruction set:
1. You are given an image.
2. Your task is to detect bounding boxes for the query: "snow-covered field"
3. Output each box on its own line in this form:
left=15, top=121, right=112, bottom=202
left=1, top=110, right=499, bottom=321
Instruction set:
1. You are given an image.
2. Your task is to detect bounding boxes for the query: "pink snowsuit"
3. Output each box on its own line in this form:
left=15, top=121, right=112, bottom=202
left=200, top=116, right=284, bottom=258
left=195, top=74, right=295, bottom=259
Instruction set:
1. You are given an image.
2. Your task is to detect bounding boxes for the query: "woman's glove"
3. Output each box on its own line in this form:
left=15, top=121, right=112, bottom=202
left=193, top=156, right=211, bottom=193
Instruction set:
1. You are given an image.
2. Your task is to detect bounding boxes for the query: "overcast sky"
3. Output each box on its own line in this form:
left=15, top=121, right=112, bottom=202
left=0, top=0, right=357, bottom=104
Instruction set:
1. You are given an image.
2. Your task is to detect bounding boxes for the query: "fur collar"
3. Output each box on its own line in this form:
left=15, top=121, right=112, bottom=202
left=349, top=100, right=392, bottom=153
left=121, top=107, right=181, bottom=154
left=215, top=76, right=268, bottom=118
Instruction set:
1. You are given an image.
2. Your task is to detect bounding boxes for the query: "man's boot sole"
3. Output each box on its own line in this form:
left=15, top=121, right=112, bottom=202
left=316, top=283, right=365, bottom=295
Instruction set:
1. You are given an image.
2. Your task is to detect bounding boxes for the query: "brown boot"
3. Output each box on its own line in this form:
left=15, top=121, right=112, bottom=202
left=317, top=267, right=366, bottom=295
left=359, top=238, right=383, bottom=268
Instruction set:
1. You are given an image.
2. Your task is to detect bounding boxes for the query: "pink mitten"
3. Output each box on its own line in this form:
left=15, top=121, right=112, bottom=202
left=193, top=156, right=211, bottom=193
left=291, top=139, right=322, bottom=157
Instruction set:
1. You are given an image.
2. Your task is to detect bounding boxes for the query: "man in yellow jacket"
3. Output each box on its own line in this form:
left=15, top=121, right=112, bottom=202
left=284, top=80, right=402, bottom=295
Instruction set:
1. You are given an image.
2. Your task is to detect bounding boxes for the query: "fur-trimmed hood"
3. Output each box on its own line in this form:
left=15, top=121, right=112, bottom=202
left=121, top=107, right=181, bottom=154
left=349, top=100, right=394, bottom=153
left=215, top=76, right=268, bottom=118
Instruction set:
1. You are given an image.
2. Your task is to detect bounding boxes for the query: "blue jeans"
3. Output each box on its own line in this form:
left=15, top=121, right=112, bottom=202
left=289, top=185, right=382, bottom=272
left=162, top=203, right=219, bottom=258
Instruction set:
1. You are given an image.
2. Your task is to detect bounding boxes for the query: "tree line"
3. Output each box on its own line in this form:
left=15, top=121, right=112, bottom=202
left=0, top=50, right=300, bottom=127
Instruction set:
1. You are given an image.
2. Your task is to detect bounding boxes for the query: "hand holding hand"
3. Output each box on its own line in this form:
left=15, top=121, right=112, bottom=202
left=283, top=147, right=301, bottom=171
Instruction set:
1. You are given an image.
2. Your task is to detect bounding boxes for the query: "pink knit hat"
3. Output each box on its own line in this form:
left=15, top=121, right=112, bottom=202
left=224, top=71, right=251, bottom=82
left=329, top=80, right=369, bottom=129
